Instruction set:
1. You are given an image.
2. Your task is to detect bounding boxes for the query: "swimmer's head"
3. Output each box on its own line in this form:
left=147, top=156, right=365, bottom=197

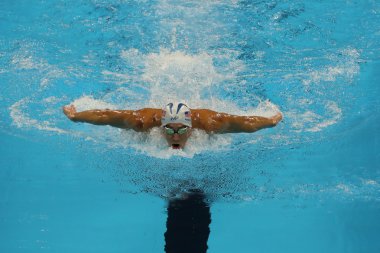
left=161, top=102, right=192, bottom=127
left=161, top=102, right=192, bottom=149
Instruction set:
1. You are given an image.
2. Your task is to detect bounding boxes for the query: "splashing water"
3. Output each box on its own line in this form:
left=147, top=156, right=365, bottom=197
left=0, top=0, right=379, bottom=202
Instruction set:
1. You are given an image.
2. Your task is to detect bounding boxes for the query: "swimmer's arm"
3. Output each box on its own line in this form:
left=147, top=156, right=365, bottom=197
left=63, top=105, right=162, bottom=131
left=192, top=109, right=282, bottom=133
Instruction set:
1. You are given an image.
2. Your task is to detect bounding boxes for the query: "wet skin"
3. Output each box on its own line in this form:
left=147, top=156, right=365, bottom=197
left=62, top=106, right=283, bottom=149
left=163, top=123, right=192, bottom=149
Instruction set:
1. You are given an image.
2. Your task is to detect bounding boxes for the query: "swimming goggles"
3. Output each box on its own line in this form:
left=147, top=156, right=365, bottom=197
left=164, top=126, right=189, bottom=135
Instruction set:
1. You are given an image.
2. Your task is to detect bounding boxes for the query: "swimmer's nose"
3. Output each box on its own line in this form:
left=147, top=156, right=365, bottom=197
left=172, top=133, right=180, bottom=141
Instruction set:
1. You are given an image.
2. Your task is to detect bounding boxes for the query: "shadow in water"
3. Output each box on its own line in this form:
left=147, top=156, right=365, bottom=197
left=164, top=189, right=211, bottom=253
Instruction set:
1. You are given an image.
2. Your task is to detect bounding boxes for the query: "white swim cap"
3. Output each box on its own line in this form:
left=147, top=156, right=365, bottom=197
left=161, top=102, right=192, bottom=127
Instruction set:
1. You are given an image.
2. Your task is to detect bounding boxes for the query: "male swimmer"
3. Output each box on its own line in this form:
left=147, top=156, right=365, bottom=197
left=63, top=102, right=282, bottom=149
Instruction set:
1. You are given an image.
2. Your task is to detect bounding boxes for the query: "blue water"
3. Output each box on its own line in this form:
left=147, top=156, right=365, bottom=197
left=1, top=0, right=379, bottom=252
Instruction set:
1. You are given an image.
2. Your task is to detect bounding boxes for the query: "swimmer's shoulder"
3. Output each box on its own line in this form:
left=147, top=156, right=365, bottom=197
left=131, top=108, right=163, bottom=131
left=191, top=109, right=224, bottom=133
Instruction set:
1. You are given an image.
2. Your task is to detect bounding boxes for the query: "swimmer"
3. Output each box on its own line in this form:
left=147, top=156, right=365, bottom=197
left=63, top=102, right=282, bottom=149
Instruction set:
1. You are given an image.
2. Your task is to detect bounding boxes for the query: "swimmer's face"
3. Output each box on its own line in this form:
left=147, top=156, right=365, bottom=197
left=162, top=123, right=192, bottom=149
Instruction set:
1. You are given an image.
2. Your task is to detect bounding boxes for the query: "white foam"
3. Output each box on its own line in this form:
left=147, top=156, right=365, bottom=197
left=115, top=128, right=232, bottom=159
left=111, top=48, right=246, bottom=109
left=117, top=48, right=275, bottom=115
left=71, top=96, right=117, bottom=111
left=9, top=98, right=67, bottom=134
left=303, top=48, right=360, bottom=86
left=11, top=55, right=42, bottom=70
left=142, top=49, right=224, bottom=103
left=306, top=101, right=342, bottom=132
left=288, top=100, right=342, bottom=132
left=11, top=50, right=65, bottom=89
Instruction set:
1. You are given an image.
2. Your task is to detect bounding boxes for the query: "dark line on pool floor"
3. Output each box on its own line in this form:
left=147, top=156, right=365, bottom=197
left=164, top=189, right=211, bottom=253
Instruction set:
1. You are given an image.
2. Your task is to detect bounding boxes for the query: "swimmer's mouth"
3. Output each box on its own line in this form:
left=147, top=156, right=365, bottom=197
left=172, top=144, right=181, bottom=149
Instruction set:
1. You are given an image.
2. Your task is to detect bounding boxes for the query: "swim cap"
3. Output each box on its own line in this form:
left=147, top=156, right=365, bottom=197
left=161, top=102, right=192, bottom=127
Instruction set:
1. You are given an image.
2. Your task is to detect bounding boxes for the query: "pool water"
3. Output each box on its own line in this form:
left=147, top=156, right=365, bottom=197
left=0, top=0, right=379, bottom=252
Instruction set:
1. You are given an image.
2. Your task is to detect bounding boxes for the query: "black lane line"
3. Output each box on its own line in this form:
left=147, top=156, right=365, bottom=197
left=164, top=189, right=211, bottom=253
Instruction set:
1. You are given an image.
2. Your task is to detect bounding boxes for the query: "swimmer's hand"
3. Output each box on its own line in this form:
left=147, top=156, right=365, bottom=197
left=63, top=105, right=77, bottom=121
left=270, top=112, right=283, bottom=126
